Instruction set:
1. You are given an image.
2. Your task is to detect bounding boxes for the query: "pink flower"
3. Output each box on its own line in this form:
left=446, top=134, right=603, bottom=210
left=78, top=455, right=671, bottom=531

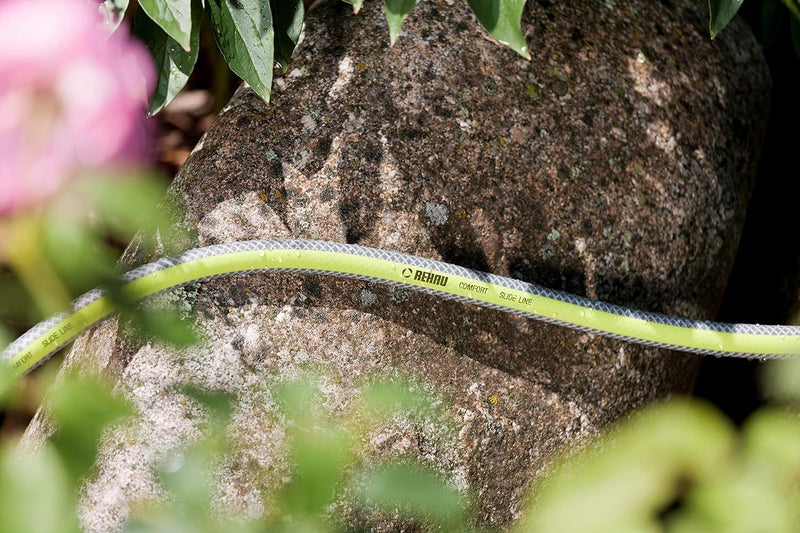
left=0, top=0, right=155, bottom=216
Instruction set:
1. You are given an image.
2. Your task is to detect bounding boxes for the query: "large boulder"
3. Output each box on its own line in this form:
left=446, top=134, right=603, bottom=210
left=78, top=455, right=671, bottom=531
left=25, top=0, right=769, bottom=529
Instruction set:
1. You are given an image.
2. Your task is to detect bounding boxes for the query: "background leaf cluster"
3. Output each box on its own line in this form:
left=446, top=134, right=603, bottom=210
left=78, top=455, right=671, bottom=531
left=115, top=0, right=800, bottom=115
left=712, top=0, right=800, bottom=55
left=106, top=0, right=532, bottom=114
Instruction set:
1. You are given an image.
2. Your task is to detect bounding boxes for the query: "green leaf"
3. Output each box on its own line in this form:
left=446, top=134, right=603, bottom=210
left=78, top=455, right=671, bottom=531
left=361, top=377, right=445, bottom=423
left=134, top=0, right=202, bottom=114
left=156, top=450, right=216, bottom=523
left=138, top=0, right=194, bottom=50
left=781, top=0, right=800, bottom=20
left=49, top=373, right=133, bottom=483
left=207, top=0, right=275, bottom=104
left=520, top=401, right=734, bottom=532
left=79, top=174, right=172, bottom=243
left=744, top=409, right=800, bottom=476
left=761, top=0, right=783, bottom=48
left=761, top=358, right=800, bottom=401
left=792, top=14, right=800, bottom=57
left=0, top=446, right=79, bottom=533
left=467, top=0, right=530, bottom=59
left=271, top=0, right=303, bottom=70
left=274, top=379, right=354, bottom=518
left=0, top=324, right=10, bottom=353
left=0, top=275, right=38, bottom=326
left=357, top=463, right=467, bottom=527
left=384, top=0, right=421, bottom=45
left=343, top=0, right=365, bottom=13
left=41, top=215, right=117, bottom=294
left=279, top=425, right=352, bottom=517
left=708, top=0, right=745, bottom=39
left=99, top=0, right=129, bottom=33
left=138, top=308, right=198, bottom=346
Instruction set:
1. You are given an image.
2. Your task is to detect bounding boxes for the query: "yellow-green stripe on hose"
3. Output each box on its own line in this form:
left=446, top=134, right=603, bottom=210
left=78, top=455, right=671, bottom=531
left=2, top=239, right=799, bottom=382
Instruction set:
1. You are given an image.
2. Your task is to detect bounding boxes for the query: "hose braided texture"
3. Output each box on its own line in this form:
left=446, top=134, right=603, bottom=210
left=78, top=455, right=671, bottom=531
left=3, top=239, right=799, bottom=381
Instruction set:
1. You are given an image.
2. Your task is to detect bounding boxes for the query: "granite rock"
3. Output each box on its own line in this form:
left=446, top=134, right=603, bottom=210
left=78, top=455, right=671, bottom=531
left=24, top=0, right=770, bottom=529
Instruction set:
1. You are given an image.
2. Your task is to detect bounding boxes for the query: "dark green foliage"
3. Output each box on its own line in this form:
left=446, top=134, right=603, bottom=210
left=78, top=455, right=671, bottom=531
left=206, top=0, right=275, bottom=104
left=138, top=0, right=193, bottom=50
left=467, top=0, right=530, bottom=58
left=105, top=0, right=536, bottom=111
left=134, top=0, right=202, bottom=115
left=712, top=0, right=800, bottom=41
left=342, top=0, right=365, bottom=14
left=110, top=0, right=799, bottom=111
left=356, top=463, right=468, bottom=528
left=48, top=373, right=133, bottom=484
left=383, top=0, right=421, bottom=44
left=709, top=0, right=745, bottom=38
left=792, top=15, right=800, bottom=55
left=270, top=0, right=304, bottom=71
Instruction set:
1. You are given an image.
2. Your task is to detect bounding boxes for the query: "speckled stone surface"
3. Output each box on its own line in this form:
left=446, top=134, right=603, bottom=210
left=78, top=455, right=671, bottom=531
left=24, top=0, right=769, bottom=530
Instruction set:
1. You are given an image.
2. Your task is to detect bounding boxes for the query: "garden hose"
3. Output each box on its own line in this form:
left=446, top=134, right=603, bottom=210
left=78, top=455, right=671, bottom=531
left=2, top=239, right=799, bottom=382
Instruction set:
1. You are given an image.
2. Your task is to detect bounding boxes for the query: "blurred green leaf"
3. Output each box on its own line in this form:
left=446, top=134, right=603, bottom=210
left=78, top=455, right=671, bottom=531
left=139, top=0, right=194, bottom=50
left=132, top=387, right=239, bottom=531
left=80, top=174, right=171, bottom=244
left=0, top=274, right=38, bottom=329
left=48, top=373, right=133, bottom=483
left=781, top=0, right=800, bottom=19
left=744, top=408, right=800, bottom=476
left=101, top=274, right=198, bottom=350
left=761, top=0, right=783, bottom=47
left=0, top=322, right=12, bottom=402
left=0, top=324, right=10, bottom=353
left=668, top=463, right=795, bottom=533
left=383, top=0, right=421, bottom=45
left=77, top=173, right=192, bottom=259
left=708, top=0, right=744, bottom=38
left=0, top=364, right=20, bottom=408
left=99, top=0, right=130, bottom=33
left=178, top=384, right=236, bottom=427
left=207, top=0, right=275, bottom=104
left=518, top=401, right=734, bottom=533
left=357, top=463, right=467, bottom=527
left=157, top=451, right=216, bottom=526
left=126, top=515, right=207, bottom=533
left=275, top=378, right=322, bottom=422
left=3, top=215, right=73, bottom=316
left=41, top=215, right=118, bottom=294
left=467, top=0, right=530, bottom=59
left=138, top=307, right=198, bottom=346
left=135, top=0, right=202, bottom=115
left=279, top=424, right=352, bottom=518
left=361, top=377, right=444, bottom=422
left=761, top=358, right=800, bottom=402
left=0, top=445, right=79, bottom=533
left=270, top=0, right=303, bottom=70
left=343, top=0, right=365, bottom=14
left=669, top=408, right=800, bottom=533
left=791, top=15, right=800, bottom=56
left=274, top=379, right=354, bottom=519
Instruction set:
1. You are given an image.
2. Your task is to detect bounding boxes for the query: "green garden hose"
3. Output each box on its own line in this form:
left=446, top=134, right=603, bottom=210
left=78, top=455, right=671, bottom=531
left=2, top=239, right=799, bottom=382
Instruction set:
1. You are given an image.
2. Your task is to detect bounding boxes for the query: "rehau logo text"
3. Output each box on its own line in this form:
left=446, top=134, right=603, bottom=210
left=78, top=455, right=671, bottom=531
left=401, top=268, right=448, bottom=287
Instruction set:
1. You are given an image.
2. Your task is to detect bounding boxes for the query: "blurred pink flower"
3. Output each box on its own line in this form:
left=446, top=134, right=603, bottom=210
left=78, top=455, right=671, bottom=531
left=0, top=0, right=155, bottom=216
